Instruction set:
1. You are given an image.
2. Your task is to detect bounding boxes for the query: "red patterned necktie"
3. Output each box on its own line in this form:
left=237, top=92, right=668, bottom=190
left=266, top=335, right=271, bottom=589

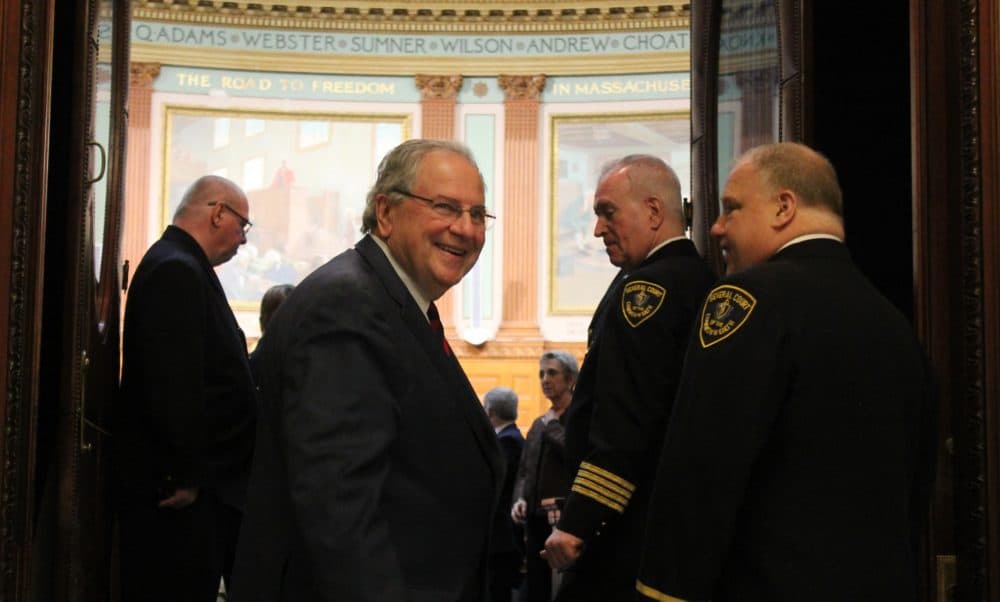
left=426, top=302, right=451, bottom=356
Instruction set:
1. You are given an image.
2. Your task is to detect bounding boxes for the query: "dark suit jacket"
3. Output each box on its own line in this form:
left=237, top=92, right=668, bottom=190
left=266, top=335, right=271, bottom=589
left=116, top=225, right=257, bottom=511
left=493, top=423, right=525, bottom=556
left=230, top=235, right=504, bottom=602
left=637, top=239, right=937, bottom=601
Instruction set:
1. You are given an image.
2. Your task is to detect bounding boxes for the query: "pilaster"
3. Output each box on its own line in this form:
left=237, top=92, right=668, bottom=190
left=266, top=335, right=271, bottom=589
left=497, top=74, right=545, bottom=340
left=122, top=62, right=160, bottom=281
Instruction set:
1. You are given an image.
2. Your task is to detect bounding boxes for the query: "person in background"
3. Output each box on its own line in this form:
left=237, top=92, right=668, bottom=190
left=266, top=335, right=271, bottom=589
left=511, top=350, right=579, bottom=602
left=635, top=142, right=936, bottom=601
left=249, top=283, right=294, bottom=379
left=230, top=139, right=503, bottom=602
left=115, top=175, right=257, bottom=602
left=543, top=155, right=715, bottom=601
left=484, top=387, right=526, bottom=602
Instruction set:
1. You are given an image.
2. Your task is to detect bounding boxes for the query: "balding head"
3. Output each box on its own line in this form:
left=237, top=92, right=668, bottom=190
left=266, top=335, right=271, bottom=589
left=592, top=154, right=687, bottom=271
left=599, top=155, right=686, bottom=227
left=737, top=142, right=843, bottom=217
left=173, top=175, right=250, bottom=266
left=713, top=142, right=845, bottom=274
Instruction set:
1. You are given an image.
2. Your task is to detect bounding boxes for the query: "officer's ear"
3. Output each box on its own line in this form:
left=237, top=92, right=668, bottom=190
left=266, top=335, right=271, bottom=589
left=773, top=190, right=797, bottom=228
left=644, top=196, right=665, bottom=228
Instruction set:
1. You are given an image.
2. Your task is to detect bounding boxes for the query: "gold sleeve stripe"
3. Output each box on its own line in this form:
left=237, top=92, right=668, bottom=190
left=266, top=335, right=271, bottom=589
left=579, top=462, right=636, bottom=492
left=636, top=580, right=689, bottom=601
left=570, top=482, right=627, bottom=513
left=574, top=473, right=632, bottom=503
left=573, top=475, right=630, bottom=506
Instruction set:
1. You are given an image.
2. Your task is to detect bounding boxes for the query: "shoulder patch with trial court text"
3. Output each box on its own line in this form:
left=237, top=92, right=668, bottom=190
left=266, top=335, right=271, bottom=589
left=699, top=285, right=757, bottom=348
left=621, top=280, right=666, bottom=328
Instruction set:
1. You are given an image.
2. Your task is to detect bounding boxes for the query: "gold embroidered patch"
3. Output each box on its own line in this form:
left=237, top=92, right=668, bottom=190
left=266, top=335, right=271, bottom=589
left=699, top=285, right=756, bottom=348
left=621, top=280, right=667, bottom=328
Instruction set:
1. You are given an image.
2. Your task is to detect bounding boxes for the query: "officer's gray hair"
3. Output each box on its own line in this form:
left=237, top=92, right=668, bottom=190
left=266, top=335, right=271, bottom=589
left=484, top=387, right=519, bottom=421
left=598, top=154, right=684, bottom=223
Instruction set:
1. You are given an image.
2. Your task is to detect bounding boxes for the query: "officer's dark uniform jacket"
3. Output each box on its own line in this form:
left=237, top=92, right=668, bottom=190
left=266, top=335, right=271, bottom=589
left=556, top=238, right=714, bottom=600
left=635, top=238, right=937, bottom=602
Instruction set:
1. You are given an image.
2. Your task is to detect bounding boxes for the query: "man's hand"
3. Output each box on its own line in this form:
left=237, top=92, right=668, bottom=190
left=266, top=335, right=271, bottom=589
left=511, top=498, right=528, bottom=524
left=158, top=486, right=199, bottom=509
left=542, top=527, right=584, bottom=570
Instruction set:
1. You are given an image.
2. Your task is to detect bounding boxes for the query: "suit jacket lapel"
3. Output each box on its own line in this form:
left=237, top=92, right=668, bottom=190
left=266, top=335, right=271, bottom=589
left=355, top=236, right=503, bottom=486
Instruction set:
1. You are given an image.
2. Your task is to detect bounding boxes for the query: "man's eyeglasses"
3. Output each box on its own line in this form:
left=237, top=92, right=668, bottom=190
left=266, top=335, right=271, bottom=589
left=208, top=201, right=253, bottom=235
left=391, top=189, right=496, bottom=230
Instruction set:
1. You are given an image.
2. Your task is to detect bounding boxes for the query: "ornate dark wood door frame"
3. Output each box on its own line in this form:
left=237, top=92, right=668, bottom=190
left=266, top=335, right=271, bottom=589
left=0, top=0, right=56, bottom=599
left=0, top=0, right=128, bottom=600
left=913, top=0, right=1000, bottom=599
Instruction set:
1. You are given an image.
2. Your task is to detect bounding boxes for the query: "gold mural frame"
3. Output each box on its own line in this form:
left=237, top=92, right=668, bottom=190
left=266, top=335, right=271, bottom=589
left=161, top=104, right=411, bottom=311
left=547, top=110, right=691, bottom=316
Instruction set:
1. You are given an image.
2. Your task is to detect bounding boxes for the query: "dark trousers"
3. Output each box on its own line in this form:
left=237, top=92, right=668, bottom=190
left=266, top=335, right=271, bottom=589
left=118, top=491, right=241, bottom=602
left=524, top=514, right=553, bottom=602
left=489, top=550, right=523, bottom=602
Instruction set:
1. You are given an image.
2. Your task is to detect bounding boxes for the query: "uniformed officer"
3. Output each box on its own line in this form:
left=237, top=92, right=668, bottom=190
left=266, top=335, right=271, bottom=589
left=635, top=142, right=936, bottom=601
left=542, top=155, right=715, bottom=601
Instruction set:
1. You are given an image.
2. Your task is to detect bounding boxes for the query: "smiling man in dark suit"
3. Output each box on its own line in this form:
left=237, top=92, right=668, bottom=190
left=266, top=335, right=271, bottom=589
left=116, top=175, right=257, bottom=602
left=231, top=139, right=504, bottom=602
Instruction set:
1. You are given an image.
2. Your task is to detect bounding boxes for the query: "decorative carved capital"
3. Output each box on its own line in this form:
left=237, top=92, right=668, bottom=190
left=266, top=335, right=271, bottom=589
left=415, top=74, right=463, bottom=100
left=130, top=62, right=161, bottom=88
left=498, top=74, right=547, bottom=100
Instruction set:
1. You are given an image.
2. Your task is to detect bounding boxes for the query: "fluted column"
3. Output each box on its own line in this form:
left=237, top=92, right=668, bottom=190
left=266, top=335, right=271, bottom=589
left=122, top=63, right=160, bottom=281
left=497, top=74, right=546, bottom=339
left=415, top=74, right=462, bottom=142
left=415, top=75, right=463, bottom=328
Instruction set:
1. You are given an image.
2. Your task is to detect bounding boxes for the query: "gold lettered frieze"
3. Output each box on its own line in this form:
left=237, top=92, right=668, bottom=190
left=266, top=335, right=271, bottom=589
left=157, top=66, right=416, bottom=101
left=545, top=74, right=690, bottom=101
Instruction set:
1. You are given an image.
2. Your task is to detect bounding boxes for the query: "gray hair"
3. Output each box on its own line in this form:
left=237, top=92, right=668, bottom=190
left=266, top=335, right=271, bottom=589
left=361, top=138, right=484, bottom=233
left=540, top=350, right=579, bottom=382
left=484, top=387, right=519, bottom=421
left=737, top=142, right=843, bottom=216
left=598, top=154, right=684, bottom=223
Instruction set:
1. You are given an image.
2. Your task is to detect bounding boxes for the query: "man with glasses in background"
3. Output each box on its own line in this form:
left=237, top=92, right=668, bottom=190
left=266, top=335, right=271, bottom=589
left=116, top=175, right=257, bottom=601
left=231, top=139, right=504, bottom=602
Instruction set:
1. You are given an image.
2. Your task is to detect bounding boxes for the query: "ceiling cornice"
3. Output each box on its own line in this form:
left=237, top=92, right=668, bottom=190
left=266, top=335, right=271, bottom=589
left=133, top=0, right=691, bottom=33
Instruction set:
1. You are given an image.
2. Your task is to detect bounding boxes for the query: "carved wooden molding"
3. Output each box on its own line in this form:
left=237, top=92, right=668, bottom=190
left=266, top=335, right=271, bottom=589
left=129, top=61, right=161, bottom=88
left=957, top=0, right=986, bottom=598
left=498, top=74, right=546, bottom=100
left=3, top=0, right=44, bottom=595
left=982, top=0, right=1000, bottom=595
left=415, top=74, right=462, bottom=99
left=132, top=1, right=691, bottom=33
